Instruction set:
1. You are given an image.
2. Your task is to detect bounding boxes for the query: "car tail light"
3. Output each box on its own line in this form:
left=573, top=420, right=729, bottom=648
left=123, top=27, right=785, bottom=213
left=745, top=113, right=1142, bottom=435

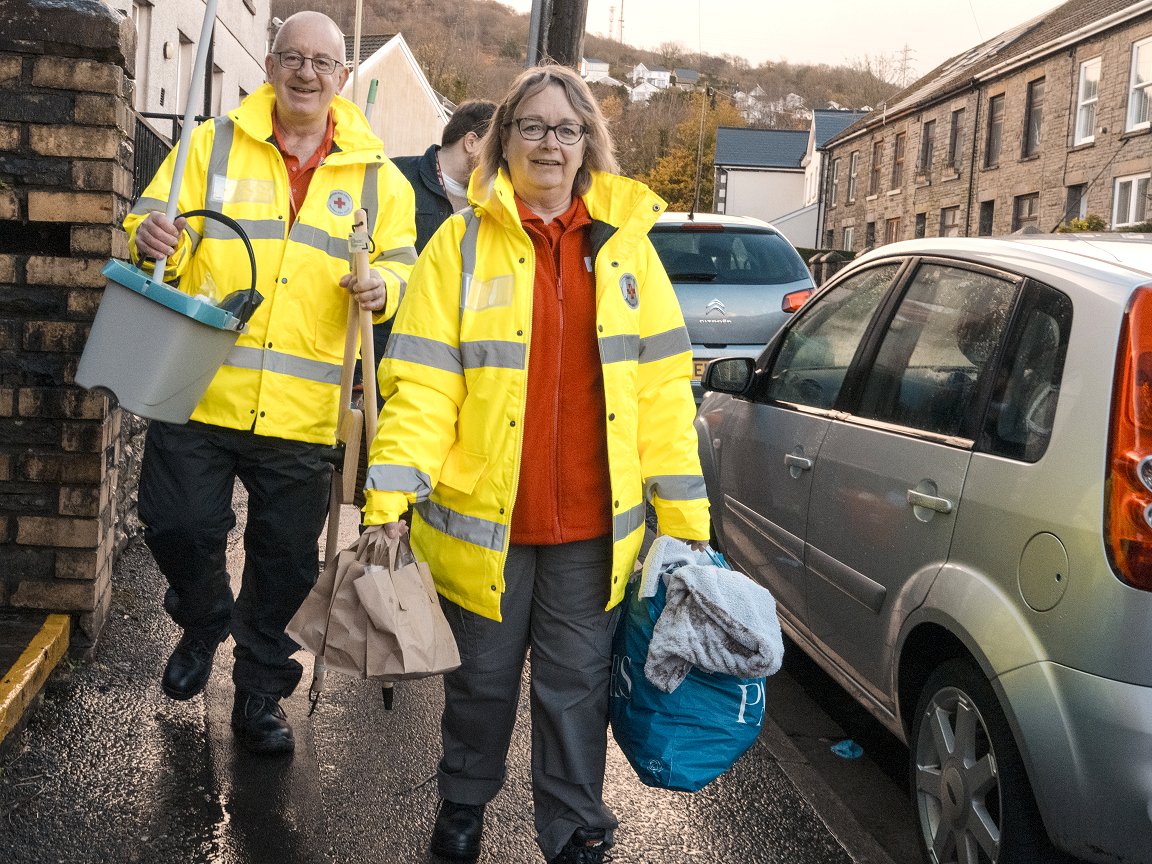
left=1106, top=283, right=1152, bottom=591
left=782, top=288, right=814, bottom=313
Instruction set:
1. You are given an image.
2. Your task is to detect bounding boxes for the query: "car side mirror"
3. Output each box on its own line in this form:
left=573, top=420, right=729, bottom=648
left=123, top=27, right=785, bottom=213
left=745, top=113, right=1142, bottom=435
left=702, top=357, right=755, bottom=395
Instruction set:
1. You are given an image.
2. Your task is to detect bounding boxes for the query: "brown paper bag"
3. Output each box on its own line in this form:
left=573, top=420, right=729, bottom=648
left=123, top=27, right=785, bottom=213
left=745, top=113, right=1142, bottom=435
left=286, top=527, right=460, bottom=683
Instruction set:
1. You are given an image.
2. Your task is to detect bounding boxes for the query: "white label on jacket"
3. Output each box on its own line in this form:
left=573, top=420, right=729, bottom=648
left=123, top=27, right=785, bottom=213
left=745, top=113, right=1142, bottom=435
left=620, top=273, right=639, bottom=309
left=208, top=174, right=276, bottom=205
left=464, top=275, right=515, bottom=311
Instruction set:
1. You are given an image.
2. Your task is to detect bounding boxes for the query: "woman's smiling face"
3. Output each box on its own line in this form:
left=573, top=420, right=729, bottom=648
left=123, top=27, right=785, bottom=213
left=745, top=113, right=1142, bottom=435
left=503, top=83, right=587, bottom=207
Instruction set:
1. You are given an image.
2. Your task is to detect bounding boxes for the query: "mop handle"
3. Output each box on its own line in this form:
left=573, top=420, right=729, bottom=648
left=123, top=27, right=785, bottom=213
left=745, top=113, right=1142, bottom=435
left=351, top=208, right=377, bottom=441
left=152, top=0, right=219, bottom=281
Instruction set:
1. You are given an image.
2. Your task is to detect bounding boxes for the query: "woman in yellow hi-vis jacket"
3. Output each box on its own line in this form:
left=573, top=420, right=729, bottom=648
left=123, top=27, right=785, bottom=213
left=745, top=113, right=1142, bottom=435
left=127, top=13, right=415, bottom=756
left=362, top=65, right=708, bottom=864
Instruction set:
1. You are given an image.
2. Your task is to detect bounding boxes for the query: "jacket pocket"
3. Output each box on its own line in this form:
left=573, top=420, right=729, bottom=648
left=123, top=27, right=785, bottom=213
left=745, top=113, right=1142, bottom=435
left=438, top=444, right=488, bottom=495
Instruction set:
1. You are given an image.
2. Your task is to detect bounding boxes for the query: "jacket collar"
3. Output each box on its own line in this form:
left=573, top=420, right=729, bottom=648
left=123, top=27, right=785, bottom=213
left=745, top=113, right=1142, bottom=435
left=229, top=83, right=385, bottom=163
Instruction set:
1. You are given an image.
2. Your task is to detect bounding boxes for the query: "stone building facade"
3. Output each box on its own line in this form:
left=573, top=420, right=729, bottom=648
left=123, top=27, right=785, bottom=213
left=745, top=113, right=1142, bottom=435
left=0, top=0, right=136, bottom=645
left=820, top=0, right=1152, bottom=251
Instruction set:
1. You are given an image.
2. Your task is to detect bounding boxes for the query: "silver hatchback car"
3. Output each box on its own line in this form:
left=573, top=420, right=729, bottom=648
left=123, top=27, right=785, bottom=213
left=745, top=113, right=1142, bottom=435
left=697, top=234, right=1152, bottom=864
left=649, top=212, right=814, bottom=402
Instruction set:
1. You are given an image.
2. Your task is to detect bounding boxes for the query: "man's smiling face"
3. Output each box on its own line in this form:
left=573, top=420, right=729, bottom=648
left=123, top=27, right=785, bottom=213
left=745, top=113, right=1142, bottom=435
left=264, top=13, right=348, bottom=127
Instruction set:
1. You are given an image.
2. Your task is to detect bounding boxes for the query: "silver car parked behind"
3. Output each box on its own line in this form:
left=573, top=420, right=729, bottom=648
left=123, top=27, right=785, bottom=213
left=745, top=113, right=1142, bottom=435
left=697, top=234, right=1152, bottom=864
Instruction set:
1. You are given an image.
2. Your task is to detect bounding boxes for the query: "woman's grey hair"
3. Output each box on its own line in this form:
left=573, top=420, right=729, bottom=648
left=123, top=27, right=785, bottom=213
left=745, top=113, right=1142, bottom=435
left=477, top=64, right=619, bottom=198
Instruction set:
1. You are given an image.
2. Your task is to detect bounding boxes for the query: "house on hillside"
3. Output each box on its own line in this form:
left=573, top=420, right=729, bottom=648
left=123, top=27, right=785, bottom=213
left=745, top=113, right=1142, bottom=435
left=341, top=33, right=450, bottom=158
left=630, top=81, right=661, bottom=103
left=820, top=0, right=1152, bottom=253
left=107, top=0, right=271, bottom=134
left=713, top=126, right=811, bottom=245
left=672, top=68, right=700, bottom=90
left=630, top=62, right=671, bottom=89
left=581, top=58, right=611, bottom=82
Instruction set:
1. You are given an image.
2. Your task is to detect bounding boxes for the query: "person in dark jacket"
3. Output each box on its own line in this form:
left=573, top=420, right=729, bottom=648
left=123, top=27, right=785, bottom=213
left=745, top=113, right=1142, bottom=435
left=356, top=99, right=497, bottom=407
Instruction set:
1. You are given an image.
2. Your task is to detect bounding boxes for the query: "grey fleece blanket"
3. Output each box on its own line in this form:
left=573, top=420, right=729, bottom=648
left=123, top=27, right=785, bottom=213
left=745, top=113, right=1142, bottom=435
left=640, top=536, right=784, bottom=693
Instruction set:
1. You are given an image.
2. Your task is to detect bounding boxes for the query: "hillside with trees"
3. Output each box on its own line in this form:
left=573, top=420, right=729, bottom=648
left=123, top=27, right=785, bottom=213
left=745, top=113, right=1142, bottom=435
left=273, top=0, right=897, bottom=207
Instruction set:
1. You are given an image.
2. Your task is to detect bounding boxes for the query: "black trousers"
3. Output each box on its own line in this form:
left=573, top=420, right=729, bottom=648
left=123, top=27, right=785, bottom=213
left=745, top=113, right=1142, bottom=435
left=138, top=421, right=332, bottom=697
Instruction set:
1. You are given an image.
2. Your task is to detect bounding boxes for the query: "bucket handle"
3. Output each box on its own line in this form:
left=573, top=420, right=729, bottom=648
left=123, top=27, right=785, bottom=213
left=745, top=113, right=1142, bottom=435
left=177, top=208, right=261, bottom=327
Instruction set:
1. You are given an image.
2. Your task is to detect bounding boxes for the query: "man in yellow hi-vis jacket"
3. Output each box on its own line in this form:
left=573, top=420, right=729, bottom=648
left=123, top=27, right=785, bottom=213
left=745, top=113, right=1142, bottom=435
left=126, top=11, right=416, bottom=755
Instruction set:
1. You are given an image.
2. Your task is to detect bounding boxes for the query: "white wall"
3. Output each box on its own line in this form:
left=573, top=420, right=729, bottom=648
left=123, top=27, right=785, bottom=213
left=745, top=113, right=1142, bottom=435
left=723, top=169, right=806, bottom=225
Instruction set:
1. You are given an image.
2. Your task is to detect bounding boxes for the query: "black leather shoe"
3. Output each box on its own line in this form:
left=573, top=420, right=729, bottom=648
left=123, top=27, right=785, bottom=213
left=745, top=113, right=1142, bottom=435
left=161, top=633, right=220, bottom=700
left=429, top=799, right=485, bottom=862
left=549, top=827, right=613, bottom=864
left=230, top=691, right=295, bottom=755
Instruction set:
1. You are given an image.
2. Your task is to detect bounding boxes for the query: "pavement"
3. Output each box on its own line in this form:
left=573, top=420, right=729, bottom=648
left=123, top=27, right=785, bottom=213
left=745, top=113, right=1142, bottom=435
left=0, top=497, right=904, bottom=864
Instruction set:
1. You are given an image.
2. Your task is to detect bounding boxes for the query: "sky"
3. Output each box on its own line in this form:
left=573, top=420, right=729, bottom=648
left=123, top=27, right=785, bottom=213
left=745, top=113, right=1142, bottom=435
left=501, top=0, right=1064, bottom=78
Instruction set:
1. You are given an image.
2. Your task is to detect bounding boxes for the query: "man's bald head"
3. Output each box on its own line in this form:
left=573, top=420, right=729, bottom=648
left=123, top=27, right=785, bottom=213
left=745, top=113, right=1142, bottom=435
left=270, top=11, right=346, bottom=62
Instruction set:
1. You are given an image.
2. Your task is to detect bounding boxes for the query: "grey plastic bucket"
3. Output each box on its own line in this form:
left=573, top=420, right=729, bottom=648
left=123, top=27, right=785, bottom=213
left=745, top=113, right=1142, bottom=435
left=76, top=259, right=244, bottom=423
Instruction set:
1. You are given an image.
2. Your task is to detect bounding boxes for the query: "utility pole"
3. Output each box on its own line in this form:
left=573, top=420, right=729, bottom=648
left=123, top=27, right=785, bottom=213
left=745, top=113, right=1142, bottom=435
left=526, top=0, right=589, bottom=70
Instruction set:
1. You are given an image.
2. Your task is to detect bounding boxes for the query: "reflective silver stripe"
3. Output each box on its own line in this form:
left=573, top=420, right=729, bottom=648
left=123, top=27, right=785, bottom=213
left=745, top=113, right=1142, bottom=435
left=461, top=340, right=525, bottom=370
left=613, top=502, right=646, bottom=541
left=385, top=333, right=463, bottom=375
left=644, top=474, right=708, bottom=501
left=185, top=223, right=202, bottom=257
left=377, top=245, right=417, bottom=265
left=640, top=327, right=691, bottom=363
left=223, top=345, right=341, bottom=384
left=459, top=210, right=479, bottom=312
left=360, top=162, right=379, bottom=225
left=599, top=334, right=640, bottom=364
left=131, top=196, right=167, bottom=215
left=378, top=265, right=408, bottom=296
left=206, top=217, right=284, bottom=241
left=365, top=464, right=432, bottom=501
left=206, top=117, right=234, bottom=210
left=291, top=222, right=348, bottom=259
left=418, top=499, right=505, bottom=552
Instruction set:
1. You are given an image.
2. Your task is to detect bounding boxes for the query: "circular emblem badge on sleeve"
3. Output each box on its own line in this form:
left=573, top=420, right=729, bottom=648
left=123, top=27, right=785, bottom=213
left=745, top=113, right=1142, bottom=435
left=327, top=190, right=353, bottom=217
left=620, top=273, right=639, bottom=309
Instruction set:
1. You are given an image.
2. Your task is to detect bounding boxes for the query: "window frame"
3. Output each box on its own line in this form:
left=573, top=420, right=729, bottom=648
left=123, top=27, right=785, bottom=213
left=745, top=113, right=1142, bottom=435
left=842, top=225, right=855, bottom=251
left=985, top=94, right=1004, bottom=168
left=918, top=119, right=936, bottom=177
left=1075, top=57, right=1101, bottom=145
left=891, top=132, right=906, bottom=189
left=1112, top=172, right=1151, bottom=227
left=947, top=108, right=965, bottom=170
left=1127, top=36, right=1152, bottom=132
left=869, top=139, right=884, bottom=196
left=828, top=157, right=841, bottom=207
left=847, top=151, right=859, bottom=203
left=1012, top=192, right=1041, bottom=232
left=940, top=206, right=961, bottom=237
left=884, top=216, right=902, bottom=245
left=1022, top=77, right=1046, bottom=158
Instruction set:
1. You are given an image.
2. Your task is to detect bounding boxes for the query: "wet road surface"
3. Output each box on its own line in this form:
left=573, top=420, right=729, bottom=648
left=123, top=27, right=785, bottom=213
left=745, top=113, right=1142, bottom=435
left=0, top=492, right=911, bottom=864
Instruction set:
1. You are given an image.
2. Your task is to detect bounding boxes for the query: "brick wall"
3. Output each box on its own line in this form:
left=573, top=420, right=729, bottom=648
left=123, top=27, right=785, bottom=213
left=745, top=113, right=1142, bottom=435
left=0, top=0, right=136, bottom=646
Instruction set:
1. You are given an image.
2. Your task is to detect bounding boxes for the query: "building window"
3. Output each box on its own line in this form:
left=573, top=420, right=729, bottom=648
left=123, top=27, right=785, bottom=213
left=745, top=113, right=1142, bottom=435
left=917, top=119, right=936, bottom=177
left=846, top=151, right=859, bottom=202
left=865, top=221, right=876, bottom=248
left=1113, top=173, right=1150, bottom=227
left=1075, top=58, right=1101, bottom=145
left=884, top=217, right=901, bottom=244
left=914, top=212, right=926, bottom=238
left=825, top=229, right=835, bottom=248
left=979, top=200, right=995, bottom=236
left=828, top=158, right=841, bottom=207
left=869, top=139, right=883, bottom=196
left=842, top=226, right=855, bottom=251
left=1022, top=78, right=1045, bottom=158
left=985, top=94, right=1004, bottom=167
left=1065, top=184, right=1088, bottom=223
left=1127, top=37, right=1152, bottom=131
left=947, top=108, right=965, bottom=170
left=1013, top=193, right=1040, bottom=232
left=940, top=206, right=961, bottom=237
left=891, top=132, right=906, bottom=189
left=131, top=1, right=152, bottom=111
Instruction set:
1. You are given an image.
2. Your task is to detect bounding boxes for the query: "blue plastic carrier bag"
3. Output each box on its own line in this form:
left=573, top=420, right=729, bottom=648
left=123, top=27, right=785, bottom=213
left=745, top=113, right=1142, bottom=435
left=609, top=575, right=766, bottom=792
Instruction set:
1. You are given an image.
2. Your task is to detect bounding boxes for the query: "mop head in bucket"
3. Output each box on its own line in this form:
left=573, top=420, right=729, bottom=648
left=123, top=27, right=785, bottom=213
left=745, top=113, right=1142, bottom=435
left=75, top=260, right=253, bottom=424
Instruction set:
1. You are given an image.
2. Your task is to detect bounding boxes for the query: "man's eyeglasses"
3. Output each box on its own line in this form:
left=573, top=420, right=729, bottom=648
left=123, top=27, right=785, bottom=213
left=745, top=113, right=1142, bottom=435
left=509, top=118, right=586, bottom=145
left=274, top=51, right=342, bottom=76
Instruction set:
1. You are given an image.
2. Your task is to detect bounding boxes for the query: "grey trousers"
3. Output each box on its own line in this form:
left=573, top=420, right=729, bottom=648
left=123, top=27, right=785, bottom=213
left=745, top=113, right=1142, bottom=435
left=437, top=536, right=622, bottom=860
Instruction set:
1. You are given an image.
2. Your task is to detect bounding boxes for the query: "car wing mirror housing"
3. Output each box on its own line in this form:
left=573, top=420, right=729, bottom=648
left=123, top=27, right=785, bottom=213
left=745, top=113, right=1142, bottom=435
left=702, top=357, right=755, bottom=395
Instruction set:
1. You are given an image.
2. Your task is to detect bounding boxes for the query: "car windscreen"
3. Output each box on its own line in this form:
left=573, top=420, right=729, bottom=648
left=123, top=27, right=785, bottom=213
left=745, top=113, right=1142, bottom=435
left=649, top=227, right=810, bottom=285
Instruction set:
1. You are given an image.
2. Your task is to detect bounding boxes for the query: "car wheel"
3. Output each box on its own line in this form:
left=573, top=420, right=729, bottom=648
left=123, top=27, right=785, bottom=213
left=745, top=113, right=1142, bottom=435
left=910, top=659, right=1057, bottom=864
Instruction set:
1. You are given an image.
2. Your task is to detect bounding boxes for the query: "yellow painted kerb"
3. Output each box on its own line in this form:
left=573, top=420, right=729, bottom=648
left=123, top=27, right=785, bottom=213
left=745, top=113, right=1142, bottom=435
left=0, top=614, right=70, bottom=744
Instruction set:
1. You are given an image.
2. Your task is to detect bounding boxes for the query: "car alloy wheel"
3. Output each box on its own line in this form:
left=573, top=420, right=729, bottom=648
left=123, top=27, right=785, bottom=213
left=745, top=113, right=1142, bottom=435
left=910, top=659, right=1056, bottom=864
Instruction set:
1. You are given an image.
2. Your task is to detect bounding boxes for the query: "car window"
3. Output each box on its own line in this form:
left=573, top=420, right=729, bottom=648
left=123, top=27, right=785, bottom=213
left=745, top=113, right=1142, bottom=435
left=650, top=228, right=810, bottom=284
left=980, top=284, right=1072, bottom=461
left=856, top=263, right=1017, bottom=437
left=763, top=264, right=901, bottom=409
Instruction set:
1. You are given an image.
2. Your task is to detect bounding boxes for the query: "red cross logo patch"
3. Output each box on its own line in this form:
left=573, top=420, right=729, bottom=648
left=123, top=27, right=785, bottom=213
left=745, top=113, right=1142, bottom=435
left=327, top=190, right=353, bottom=216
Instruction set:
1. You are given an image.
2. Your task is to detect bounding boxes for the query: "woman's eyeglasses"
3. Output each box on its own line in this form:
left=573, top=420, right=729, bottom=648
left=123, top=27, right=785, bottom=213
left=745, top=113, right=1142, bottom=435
left=275, top=52, right=342, bottom=76
left=509, top=118, right=586, bottom=145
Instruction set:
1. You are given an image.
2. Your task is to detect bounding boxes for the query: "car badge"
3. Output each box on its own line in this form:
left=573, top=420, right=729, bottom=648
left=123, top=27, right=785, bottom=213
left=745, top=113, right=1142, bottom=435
left=705, top=298, right=726, bottom=316
left=327, top=190, right=354, bottom=217
left=620, top=273, right=639, bottom=309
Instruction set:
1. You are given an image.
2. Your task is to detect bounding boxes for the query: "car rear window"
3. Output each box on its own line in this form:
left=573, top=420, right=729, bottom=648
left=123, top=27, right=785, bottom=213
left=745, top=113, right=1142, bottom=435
left=650, top=227, right=810, bottom=285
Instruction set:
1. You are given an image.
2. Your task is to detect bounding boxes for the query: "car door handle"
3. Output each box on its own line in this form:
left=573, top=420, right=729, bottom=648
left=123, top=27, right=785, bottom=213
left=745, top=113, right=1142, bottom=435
left=906, top=489, right=953, bottom=514
left=784, top=454, right=813, bottom=470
